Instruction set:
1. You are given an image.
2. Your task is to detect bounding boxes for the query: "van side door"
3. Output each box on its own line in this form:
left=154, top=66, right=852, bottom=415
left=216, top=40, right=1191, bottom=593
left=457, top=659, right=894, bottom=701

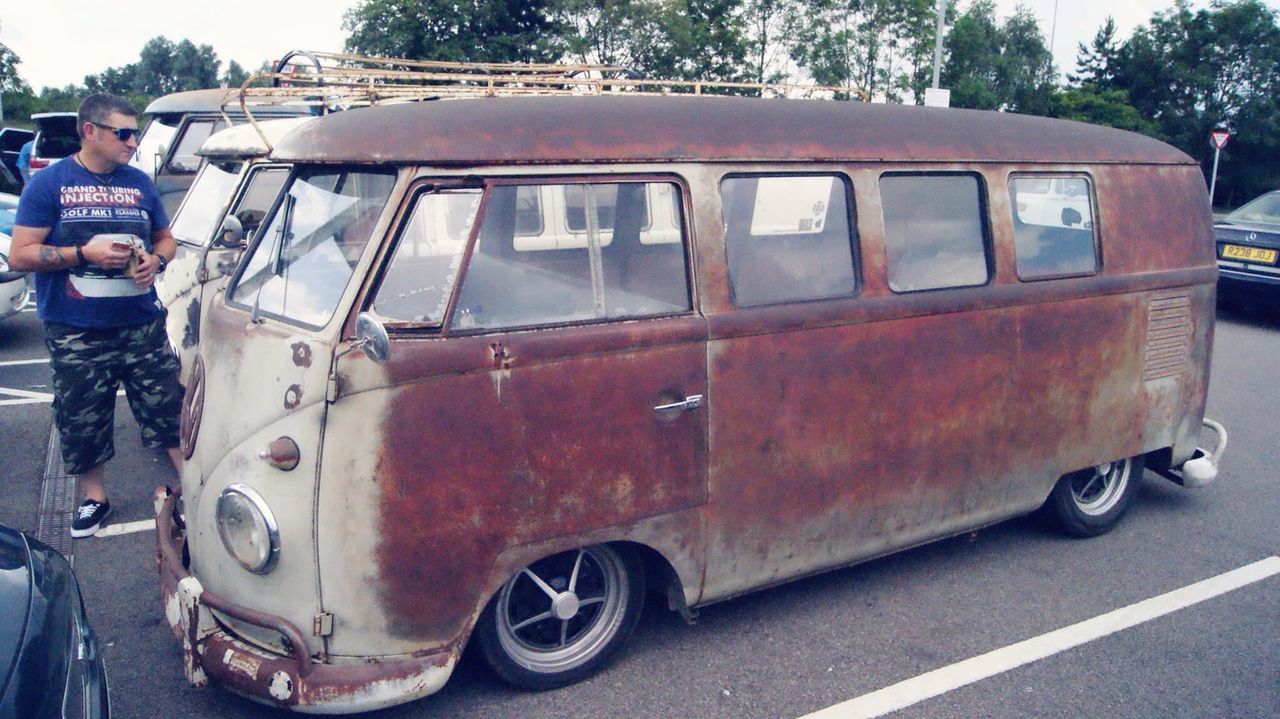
left=321, top=178, right=708, bottom=652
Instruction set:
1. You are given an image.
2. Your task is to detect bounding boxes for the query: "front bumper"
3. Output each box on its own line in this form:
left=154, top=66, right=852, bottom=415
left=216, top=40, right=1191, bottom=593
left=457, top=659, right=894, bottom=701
left=154, top=488, right=457, bottom=714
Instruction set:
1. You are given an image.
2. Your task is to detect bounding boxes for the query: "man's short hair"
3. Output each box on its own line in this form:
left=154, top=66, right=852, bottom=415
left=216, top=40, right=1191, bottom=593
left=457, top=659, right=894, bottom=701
left=77, top=94, right=138, bottom=138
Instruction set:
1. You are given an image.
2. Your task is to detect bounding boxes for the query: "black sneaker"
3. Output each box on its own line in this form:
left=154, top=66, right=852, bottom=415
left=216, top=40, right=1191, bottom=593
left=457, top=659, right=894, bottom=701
left=70, top=499, right=112, bottom=538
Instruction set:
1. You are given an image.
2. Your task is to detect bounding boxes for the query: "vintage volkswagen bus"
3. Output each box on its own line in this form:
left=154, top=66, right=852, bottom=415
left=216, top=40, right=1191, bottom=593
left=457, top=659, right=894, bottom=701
left=158, top=117, right=311, bottom=382
left=156, top=95, right=1225, bottom=712
left=135, top=89, right=311, bottom=215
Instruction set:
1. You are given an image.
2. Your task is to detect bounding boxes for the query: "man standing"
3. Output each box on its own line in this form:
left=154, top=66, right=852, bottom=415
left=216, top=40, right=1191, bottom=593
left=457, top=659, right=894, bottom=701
left=10, top=94, right=183, bottom=538
left=16, top=138, right=33, bottom=183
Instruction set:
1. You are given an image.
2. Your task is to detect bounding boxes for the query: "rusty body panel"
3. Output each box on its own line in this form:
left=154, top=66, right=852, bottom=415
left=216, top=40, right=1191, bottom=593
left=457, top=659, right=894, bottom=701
left=157, top=95, right=1219, bottom=712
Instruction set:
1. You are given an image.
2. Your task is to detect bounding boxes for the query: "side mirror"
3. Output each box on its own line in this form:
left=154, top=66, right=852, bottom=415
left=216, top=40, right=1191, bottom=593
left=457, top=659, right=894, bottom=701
left=215, top=214, right=244, bottom=248
left=1061, top=207, right=1082, bottom=227
left=153, top=145, right=167, bottom=177
left=353, top=313, right=390, bottom=363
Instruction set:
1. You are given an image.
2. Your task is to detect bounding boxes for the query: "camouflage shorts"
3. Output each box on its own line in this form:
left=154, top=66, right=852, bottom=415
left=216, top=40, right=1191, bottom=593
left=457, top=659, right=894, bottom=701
left=44, top=317, right=183, bottom=475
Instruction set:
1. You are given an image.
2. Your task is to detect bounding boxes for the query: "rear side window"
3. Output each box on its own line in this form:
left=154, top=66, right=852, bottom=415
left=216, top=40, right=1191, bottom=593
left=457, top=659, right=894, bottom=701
left=450, top=180, right=691, bottom=332
left=1010, top=175, right=1098, bottom=279
left=721, top=174, right=857, bottom=306
left=880, top=173, right=990, bottom=292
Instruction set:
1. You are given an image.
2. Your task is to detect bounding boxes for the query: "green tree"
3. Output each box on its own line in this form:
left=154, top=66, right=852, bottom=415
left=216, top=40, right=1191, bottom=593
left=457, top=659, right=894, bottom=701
left=1113, top=0, right=1280, bottom=203
left=741, top=0, right=802, bottom=86
left=942, top=0, right=1055, bottom=113
left=222, top=60, right=249, bottom=89
left=793, top=0, right=939, bottom=101
left=553, top=0, right=748, bottom=86
left=343, top=0, right=563, bottom=63
left=0, top=23, right=27, bottom=94
left=1049, top=86, right=1156, bottom=135
left=1069, top=16, right=1119, bottom=87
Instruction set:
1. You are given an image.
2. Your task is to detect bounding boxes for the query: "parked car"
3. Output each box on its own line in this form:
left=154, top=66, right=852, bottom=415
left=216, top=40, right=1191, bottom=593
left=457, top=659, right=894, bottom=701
left=0, top=522, right=110, bottom=717
left=29, top=113, right=81, bottom=176
left=0, top=192, right=17, bottom=236
left=1215, top=189, right=1280, bottom=308
left=0, top=127, right=35, bottom=193
left=0, top=230, right=32, bottom=322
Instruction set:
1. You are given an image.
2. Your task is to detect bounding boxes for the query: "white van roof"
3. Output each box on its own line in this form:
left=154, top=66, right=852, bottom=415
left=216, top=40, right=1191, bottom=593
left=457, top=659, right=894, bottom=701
left=197, top=117, right=314, bottom=160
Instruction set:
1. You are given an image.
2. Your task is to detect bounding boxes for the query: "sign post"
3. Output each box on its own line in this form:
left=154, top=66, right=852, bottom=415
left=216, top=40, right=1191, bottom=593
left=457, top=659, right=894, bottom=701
left=1209, top=128, right=1231, bottom=206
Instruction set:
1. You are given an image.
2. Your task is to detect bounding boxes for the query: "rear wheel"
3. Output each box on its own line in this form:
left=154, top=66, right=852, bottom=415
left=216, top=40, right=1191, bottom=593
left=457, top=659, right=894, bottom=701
left=1046, top=456, right=1144, bottom=537
left=477, top=544, right=645, bottom=690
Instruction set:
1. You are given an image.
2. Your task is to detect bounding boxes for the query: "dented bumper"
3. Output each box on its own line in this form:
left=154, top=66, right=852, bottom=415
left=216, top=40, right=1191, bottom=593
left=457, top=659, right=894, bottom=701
left=154, top=488, right=456, bottom=713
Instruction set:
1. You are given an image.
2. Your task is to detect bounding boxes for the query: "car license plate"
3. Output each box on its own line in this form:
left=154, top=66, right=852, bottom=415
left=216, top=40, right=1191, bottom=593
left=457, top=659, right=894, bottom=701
left=1221, top=244, right=1278, bottom=264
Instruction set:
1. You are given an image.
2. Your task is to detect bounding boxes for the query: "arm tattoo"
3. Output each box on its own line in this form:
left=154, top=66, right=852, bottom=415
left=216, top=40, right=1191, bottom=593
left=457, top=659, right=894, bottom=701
left=38, top=245, right=62, bottom=268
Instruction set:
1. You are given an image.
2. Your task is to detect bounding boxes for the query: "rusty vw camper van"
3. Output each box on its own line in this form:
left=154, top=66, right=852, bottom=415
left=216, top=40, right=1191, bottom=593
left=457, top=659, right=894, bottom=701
left=156, top=92, right=1225, bottom=712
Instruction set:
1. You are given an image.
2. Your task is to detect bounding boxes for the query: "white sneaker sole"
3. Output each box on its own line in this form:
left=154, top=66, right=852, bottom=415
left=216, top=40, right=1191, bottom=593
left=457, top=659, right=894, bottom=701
left=70, top=506, right=112, bottom=538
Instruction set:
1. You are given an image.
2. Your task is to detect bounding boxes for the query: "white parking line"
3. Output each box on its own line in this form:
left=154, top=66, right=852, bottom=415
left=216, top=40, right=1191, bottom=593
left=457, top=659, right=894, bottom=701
left=0, top=387, right=126, bottom=406
left=96, top=519, right=156, bottom=538
left=801, top=556, right=1280, bottom=719
left=0, top=358, right=50, bottom=366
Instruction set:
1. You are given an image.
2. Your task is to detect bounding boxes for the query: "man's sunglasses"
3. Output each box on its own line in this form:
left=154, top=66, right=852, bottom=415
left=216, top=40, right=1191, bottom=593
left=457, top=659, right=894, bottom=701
left=91, top=122, right=142, bottom=142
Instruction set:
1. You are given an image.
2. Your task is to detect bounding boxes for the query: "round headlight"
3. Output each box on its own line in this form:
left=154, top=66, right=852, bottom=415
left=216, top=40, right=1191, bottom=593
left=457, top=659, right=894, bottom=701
left=216, top=484, right=280, bottom=574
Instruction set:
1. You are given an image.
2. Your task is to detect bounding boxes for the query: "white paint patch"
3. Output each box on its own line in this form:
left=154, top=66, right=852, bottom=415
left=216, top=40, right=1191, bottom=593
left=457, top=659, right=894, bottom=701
left=801, top=556, right=1280, bottom=719
left=95, top=518, right=156, bottom=537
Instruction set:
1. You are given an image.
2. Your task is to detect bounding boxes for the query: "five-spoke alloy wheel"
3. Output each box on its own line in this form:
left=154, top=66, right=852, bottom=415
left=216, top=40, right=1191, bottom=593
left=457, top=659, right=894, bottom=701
left=477, top=544, right=644, bottom=690
left=1047, top=455, right=1144, bottom=537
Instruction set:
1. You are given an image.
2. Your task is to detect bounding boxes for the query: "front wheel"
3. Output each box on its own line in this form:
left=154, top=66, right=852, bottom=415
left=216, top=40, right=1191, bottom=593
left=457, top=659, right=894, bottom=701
left=1046, top=456, right=1144, bottom=537
left=476, top=544, right=645, bottom=690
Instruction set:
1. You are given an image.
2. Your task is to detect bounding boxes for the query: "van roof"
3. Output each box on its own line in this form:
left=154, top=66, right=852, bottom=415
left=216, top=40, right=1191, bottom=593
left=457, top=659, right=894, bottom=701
left=268, top=96, right=1193, bottom=167
left=144, top=88, right=312, bottom=116
left=197, top=117, right=314, bottom=160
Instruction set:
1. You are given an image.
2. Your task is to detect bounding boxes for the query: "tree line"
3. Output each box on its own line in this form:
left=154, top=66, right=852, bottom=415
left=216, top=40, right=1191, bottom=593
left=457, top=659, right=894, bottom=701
left=2, top=0, right=1276, bottom=205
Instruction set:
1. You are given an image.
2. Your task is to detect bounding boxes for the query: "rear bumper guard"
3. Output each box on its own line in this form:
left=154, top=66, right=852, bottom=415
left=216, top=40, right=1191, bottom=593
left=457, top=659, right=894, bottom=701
left=1155, top=418, right=1228, bottom=488
left=154, top=487, right=456, bottom=713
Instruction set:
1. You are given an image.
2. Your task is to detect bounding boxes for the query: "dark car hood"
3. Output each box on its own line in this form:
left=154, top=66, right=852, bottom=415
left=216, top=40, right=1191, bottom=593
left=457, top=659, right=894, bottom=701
left=0, top=525, right=33, bottom=701
left=1214, top=222, right=1280, bottom=248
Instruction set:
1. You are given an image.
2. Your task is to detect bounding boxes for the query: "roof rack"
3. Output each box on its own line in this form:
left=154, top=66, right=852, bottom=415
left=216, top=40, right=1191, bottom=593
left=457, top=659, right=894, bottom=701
left=232, top=50, right=869, bottom=151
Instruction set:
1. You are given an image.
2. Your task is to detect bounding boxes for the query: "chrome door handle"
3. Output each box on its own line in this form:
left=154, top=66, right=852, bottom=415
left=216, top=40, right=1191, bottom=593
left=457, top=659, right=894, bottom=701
left=653, top=394, right=703, bottom=412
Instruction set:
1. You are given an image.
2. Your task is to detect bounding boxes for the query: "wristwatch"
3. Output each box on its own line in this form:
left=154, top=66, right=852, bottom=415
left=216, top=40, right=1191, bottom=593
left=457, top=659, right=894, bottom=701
left=156, top=254, right=169, bottom=273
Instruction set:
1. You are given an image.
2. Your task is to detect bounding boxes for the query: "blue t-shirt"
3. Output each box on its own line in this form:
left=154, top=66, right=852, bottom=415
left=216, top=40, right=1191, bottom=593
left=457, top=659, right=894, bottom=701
left=16, top=158, right=170, bottom=328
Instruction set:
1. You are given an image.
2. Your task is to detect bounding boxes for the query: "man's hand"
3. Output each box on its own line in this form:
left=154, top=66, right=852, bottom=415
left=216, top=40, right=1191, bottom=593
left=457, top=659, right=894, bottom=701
left=133, top=252, right=161, bottom=289
left=82, top=240, right=134, bottom=270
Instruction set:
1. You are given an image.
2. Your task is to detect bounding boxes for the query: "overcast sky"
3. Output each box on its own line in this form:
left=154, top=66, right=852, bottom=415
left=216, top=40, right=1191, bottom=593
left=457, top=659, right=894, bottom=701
left=4, top=1, right=1279, bottom=93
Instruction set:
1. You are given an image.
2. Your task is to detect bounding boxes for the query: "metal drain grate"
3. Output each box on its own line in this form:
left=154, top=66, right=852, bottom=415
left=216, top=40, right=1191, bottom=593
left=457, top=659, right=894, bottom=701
left=35, top=423, right=76, bottom=558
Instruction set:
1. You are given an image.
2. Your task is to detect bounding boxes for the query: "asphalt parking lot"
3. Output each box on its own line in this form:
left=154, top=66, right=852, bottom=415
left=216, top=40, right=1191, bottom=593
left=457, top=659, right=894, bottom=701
left=1, top=301, right=1277, bottom=718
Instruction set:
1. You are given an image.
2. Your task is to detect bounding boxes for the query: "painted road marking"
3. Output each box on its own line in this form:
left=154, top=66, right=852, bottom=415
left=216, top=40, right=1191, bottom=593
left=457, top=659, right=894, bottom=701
left=800, top=556, right=1280, bottom=719
left=97, top=519, right=157, bottom=538
left=0, top=387, right=126, bottom=406
left=0, top=358, right=50, bottom=366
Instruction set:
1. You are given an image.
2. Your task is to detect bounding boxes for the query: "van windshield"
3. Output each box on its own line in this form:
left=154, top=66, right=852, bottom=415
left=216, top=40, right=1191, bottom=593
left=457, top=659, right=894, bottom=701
left=228, top=168, right=396, bottom=328
left=170, top=160, right=244, bottom=246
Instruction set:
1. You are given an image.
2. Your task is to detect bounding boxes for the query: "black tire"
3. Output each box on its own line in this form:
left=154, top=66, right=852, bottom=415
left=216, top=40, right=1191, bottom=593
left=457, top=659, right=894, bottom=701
left=1046, top=455, right=1144, bottom=537
left=476, top=544, right=645, bottom=691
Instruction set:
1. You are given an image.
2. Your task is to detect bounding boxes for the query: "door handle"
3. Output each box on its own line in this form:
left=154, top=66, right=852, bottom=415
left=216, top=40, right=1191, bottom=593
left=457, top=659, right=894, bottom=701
left=653, top=394, right=703, bottom=412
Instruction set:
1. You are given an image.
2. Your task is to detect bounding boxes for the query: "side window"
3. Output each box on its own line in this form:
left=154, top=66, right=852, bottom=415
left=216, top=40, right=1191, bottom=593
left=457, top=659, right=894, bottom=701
left=450, top=181, right=691, bottom=332
left=880, top=173, right=990, bottom=292
left=1010, top=175, right=1098, bottom=279
left=168, top=119, right=223, bottom=173
left=226, top=166, right=291, bottom=245
left=721, top=174, right=857, bottom=306
left=371, top=189, right=482, bottom=324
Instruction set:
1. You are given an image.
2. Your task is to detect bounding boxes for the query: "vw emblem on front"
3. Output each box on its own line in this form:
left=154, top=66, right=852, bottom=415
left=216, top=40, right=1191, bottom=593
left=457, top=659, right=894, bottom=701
left=1247, top=232, right=1258, bottom=241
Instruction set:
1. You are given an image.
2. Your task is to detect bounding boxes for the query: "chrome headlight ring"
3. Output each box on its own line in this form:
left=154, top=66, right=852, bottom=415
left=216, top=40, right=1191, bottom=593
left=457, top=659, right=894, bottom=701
left=216, top=484, right=281, bottom=574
